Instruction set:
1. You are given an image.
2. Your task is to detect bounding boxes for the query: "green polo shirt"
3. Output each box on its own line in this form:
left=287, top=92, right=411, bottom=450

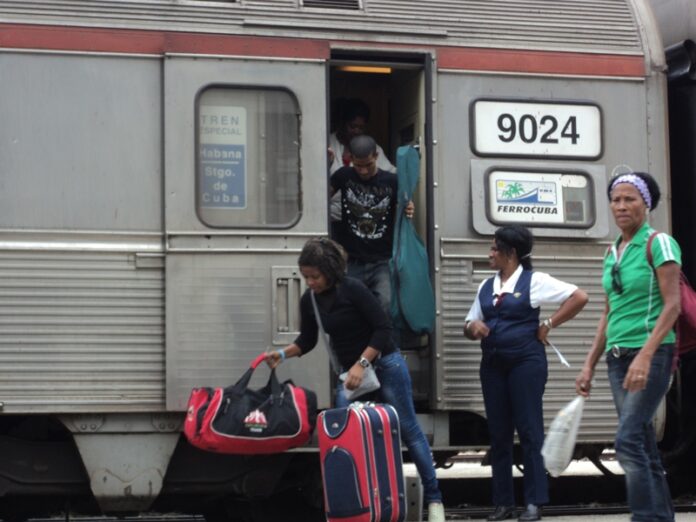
left=603, top=222, right=681, bottom=350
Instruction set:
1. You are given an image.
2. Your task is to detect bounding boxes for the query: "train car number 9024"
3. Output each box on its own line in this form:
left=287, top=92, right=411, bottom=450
left=472, top=100, right=602, bottom=158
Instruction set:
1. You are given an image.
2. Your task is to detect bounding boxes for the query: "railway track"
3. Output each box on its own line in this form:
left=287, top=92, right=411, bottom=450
left=21, top=463, right=696, bottom=522
left=26, top=501, right=696, bottom=522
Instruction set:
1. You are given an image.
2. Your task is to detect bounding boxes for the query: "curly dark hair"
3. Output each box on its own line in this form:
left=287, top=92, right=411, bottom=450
left=607, top=171, right=661, bottom=211
left=494, top=225, right=534, bottom=270
left=297, top=238, right=347, bottom=287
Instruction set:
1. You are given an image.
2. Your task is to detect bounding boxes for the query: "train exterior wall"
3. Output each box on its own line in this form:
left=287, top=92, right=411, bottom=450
left=0, top=0, right=682, bottom=514
left=0, top=52, right=166, bottom=412
left=0, top=0, right=667, bottom=431
left=435, top=70, right=670, bottom=444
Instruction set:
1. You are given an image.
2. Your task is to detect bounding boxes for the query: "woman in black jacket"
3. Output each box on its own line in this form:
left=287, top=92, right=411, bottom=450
left=265, top=238, right=445, bottom=522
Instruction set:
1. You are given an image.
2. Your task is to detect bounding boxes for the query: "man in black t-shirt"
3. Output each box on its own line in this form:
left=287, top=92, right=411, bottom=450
left=330, top=135, right=413, bottom=317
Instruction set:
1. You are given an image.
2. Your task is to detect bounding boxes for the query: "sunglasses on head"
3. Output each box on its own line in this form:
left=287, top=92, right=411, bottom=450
left=611, top=263, right=623, bottom=294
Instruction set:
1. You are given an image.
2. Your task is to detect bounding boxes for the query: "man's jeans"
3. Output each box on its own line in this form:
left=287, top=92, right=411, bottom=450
left=347, top=259, right=392, bottom=317
left=335, top=351, right=442, bottom=504
left=607, top=345, right=675, bottom=522
left=347, top=259, right=401, bottom=346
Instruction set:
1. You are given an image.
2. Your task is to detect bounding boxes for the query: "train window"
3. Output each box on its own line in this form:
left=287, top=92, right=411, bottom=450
left=196, top=87, right=301, bottom=228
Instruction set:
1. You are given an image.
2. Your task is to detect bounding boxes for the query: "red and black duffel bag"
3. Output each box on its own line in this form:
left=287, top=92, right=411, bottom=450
left=184, top=353, right=317, bottom=454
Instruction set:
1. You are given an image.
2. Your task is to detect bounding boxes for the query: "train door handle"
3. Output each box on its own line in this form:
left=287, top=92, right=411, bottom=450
left=272, top=268, right=303, bottom=344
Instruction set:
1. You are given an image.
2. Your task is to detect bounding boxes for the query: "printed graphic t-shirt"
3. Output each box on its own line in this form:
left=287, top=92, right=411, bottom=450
left=330, top=167, right=398, bottom=262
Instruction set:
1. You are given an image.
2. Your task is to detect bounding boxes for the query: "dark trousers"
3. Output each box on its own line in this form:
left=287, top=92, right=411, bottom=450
left=480, top=341, right=549, bottom=507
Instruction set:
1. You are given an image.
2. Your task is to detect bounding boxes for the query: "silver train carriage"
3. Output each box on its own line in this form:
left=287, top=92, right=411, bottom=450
left=0, top=0, right=695, bottom=519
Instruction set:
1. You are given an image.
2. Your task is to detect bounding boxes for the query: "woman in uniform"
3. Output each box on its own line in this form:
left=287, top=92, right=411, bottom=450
left=464, top=225, right=588, bottom=521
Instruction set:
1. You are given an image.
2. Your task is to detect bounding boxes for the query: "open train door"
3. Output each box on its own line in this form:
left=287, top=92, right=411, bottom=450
left=328, top=51, right=437, bottom=409
left=163, top=54, right=332, bottom=410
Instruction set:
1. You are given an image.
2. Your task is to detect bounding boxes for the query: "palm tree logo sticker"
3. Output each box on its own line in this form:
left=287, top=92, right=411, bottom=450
left=501, top=182, right=524, bottom=200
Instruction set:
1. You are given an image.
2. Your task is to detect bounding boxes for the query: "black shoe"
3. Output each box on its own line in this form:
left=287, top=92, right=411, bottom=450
left=487, top=505, right=515, bottom=521
left=518, top=504, right=541, bottom=521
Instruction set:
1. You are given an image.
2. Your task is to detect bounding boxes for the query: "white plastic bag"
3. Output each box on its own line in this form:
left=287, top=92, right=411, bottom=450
left=541, top=396, right=585, bottom=477
left=339, top=364, right=381, bottom=400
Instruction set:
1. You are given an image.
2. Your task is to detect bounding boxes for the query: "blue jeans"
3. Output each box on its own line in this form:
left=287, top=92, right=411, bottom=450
left=347, top=259, right=401, bottom=346
left=335, top=351, right=442, bottom=504
left=607, top=345, right=675, bottom=522
left=347, top=259, right=392, bottom=318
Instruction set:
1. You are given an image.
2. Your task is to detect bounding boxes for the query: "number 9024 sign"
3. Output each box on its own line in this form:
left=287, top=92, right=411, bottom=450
left=472, top=100, right=602, bottom=158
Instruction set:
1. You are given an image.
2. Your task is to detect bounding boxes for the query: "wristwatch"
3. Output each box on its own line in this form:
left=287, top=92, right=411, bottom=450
left=358, top=356, right=370, bottom=368
left=541, top=317, right=554, bottom=329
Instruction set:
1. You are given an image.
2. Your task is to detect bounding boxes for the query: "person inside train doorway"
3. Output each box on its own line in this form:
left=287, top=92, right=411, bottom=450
left=328, top=98, right=396, bottom=237
left=329, top=134, right=412, bottom=322
left=575, top=172, right=680, bottom=522
left=265, top=238, right=445, bottom=522
left=463, top=225, right=588, bottom=522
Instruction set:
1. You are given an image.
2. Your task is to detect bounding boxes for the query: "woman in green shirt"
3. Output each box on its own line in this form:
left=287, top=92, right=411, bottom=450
left=575, top=172, right=681, bottom=522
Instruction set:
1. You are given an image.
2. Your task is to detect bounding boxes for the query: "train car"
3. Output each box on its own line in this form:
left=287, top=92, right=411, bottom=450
left=0, top=0, right=694, bottom=520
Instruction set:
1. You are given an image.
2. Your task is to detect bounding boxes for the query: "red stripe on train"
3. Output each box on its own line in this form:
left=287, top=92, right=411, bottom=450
left=438, top=46, right=645, bottom=77
left=0, top=23, right=330, bottom=59
left=0, top=23, right=645, bottom=77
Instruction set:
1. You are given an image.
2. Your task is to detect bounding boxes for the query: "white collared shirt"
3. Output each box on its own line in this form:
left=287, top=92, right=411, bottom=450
left=465, top=265, right=578, bottom=322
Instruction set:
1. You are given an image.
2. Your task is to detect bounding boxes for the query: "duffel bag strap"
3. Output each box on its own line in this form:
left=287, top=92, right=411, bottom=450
left=261, top=368, right=283, bottom=399
left=226, top=352, right=271, bottom=395
left=251, top=353, right=266, bottom=369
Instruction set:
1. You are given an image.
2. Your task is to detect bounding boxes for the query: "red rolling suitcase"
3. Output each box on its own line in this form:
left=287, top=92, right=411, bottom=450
left=318, top=403, right=406, bottom=522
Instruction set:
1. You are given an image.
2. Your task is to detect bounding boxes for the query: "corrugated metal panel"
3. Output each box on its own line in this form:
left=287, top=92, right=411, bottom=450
left=0, top=0, right=643, bottom=54
left=0, top=248, right=165, bottom=412
left=371, top=0, right=640, bottom=50
left=302, top=0, right=361, bottom=10
left=438, top=246, right=618, bottom=443
left=165, top=254, right=332, bottom=411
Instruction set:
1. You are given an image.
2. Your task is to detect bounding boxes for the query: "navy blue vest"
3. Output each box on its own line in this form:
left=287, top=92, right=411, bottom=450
left=479, top=269, right=540, bottom=351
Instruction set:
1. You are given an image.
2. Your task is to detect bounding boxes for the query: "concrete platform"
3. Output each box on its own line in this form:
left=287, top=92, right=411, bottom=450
left=548, top=515, right=696, bottom=521
left=405, top=457, right=696, bottom=520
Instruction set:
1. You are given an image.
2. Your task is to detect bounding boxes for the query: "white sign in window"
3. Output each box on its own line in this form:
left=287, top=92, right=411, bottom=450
left=472, top=100, right=602, bottom=158
left=199, top=105, right=248, bottom=209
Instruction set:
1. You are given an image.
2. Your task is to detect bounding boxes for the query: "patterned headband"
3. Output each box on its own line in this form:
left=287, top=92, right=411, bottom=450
left=611, top=173, right=652, bottom=210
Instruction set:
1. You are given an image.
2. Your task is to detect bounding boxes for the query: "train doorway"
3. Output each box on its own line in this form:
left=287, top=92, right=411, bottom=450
left=328, top=49, right=433, bottom=251
left=327, top=51, right=436, bottom=407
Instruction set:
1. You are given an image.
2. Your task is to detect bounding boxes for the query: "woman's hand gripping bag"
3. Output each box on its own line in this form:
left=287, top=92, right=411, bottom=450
left=184, top=353, right=317, bottom=454
left=541, top=396, right=585, bottom=477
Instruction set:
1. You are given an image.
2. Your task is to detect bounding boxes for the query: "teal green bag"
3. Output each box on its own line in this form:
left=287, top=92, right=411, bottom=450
left=390, top=146, right=435, bottom=334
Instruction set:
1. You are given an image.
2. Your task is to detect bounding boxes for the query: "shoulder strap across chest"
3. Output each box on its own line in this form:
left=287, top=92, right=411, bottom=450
left=646, top=231, right=660, bottom=270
